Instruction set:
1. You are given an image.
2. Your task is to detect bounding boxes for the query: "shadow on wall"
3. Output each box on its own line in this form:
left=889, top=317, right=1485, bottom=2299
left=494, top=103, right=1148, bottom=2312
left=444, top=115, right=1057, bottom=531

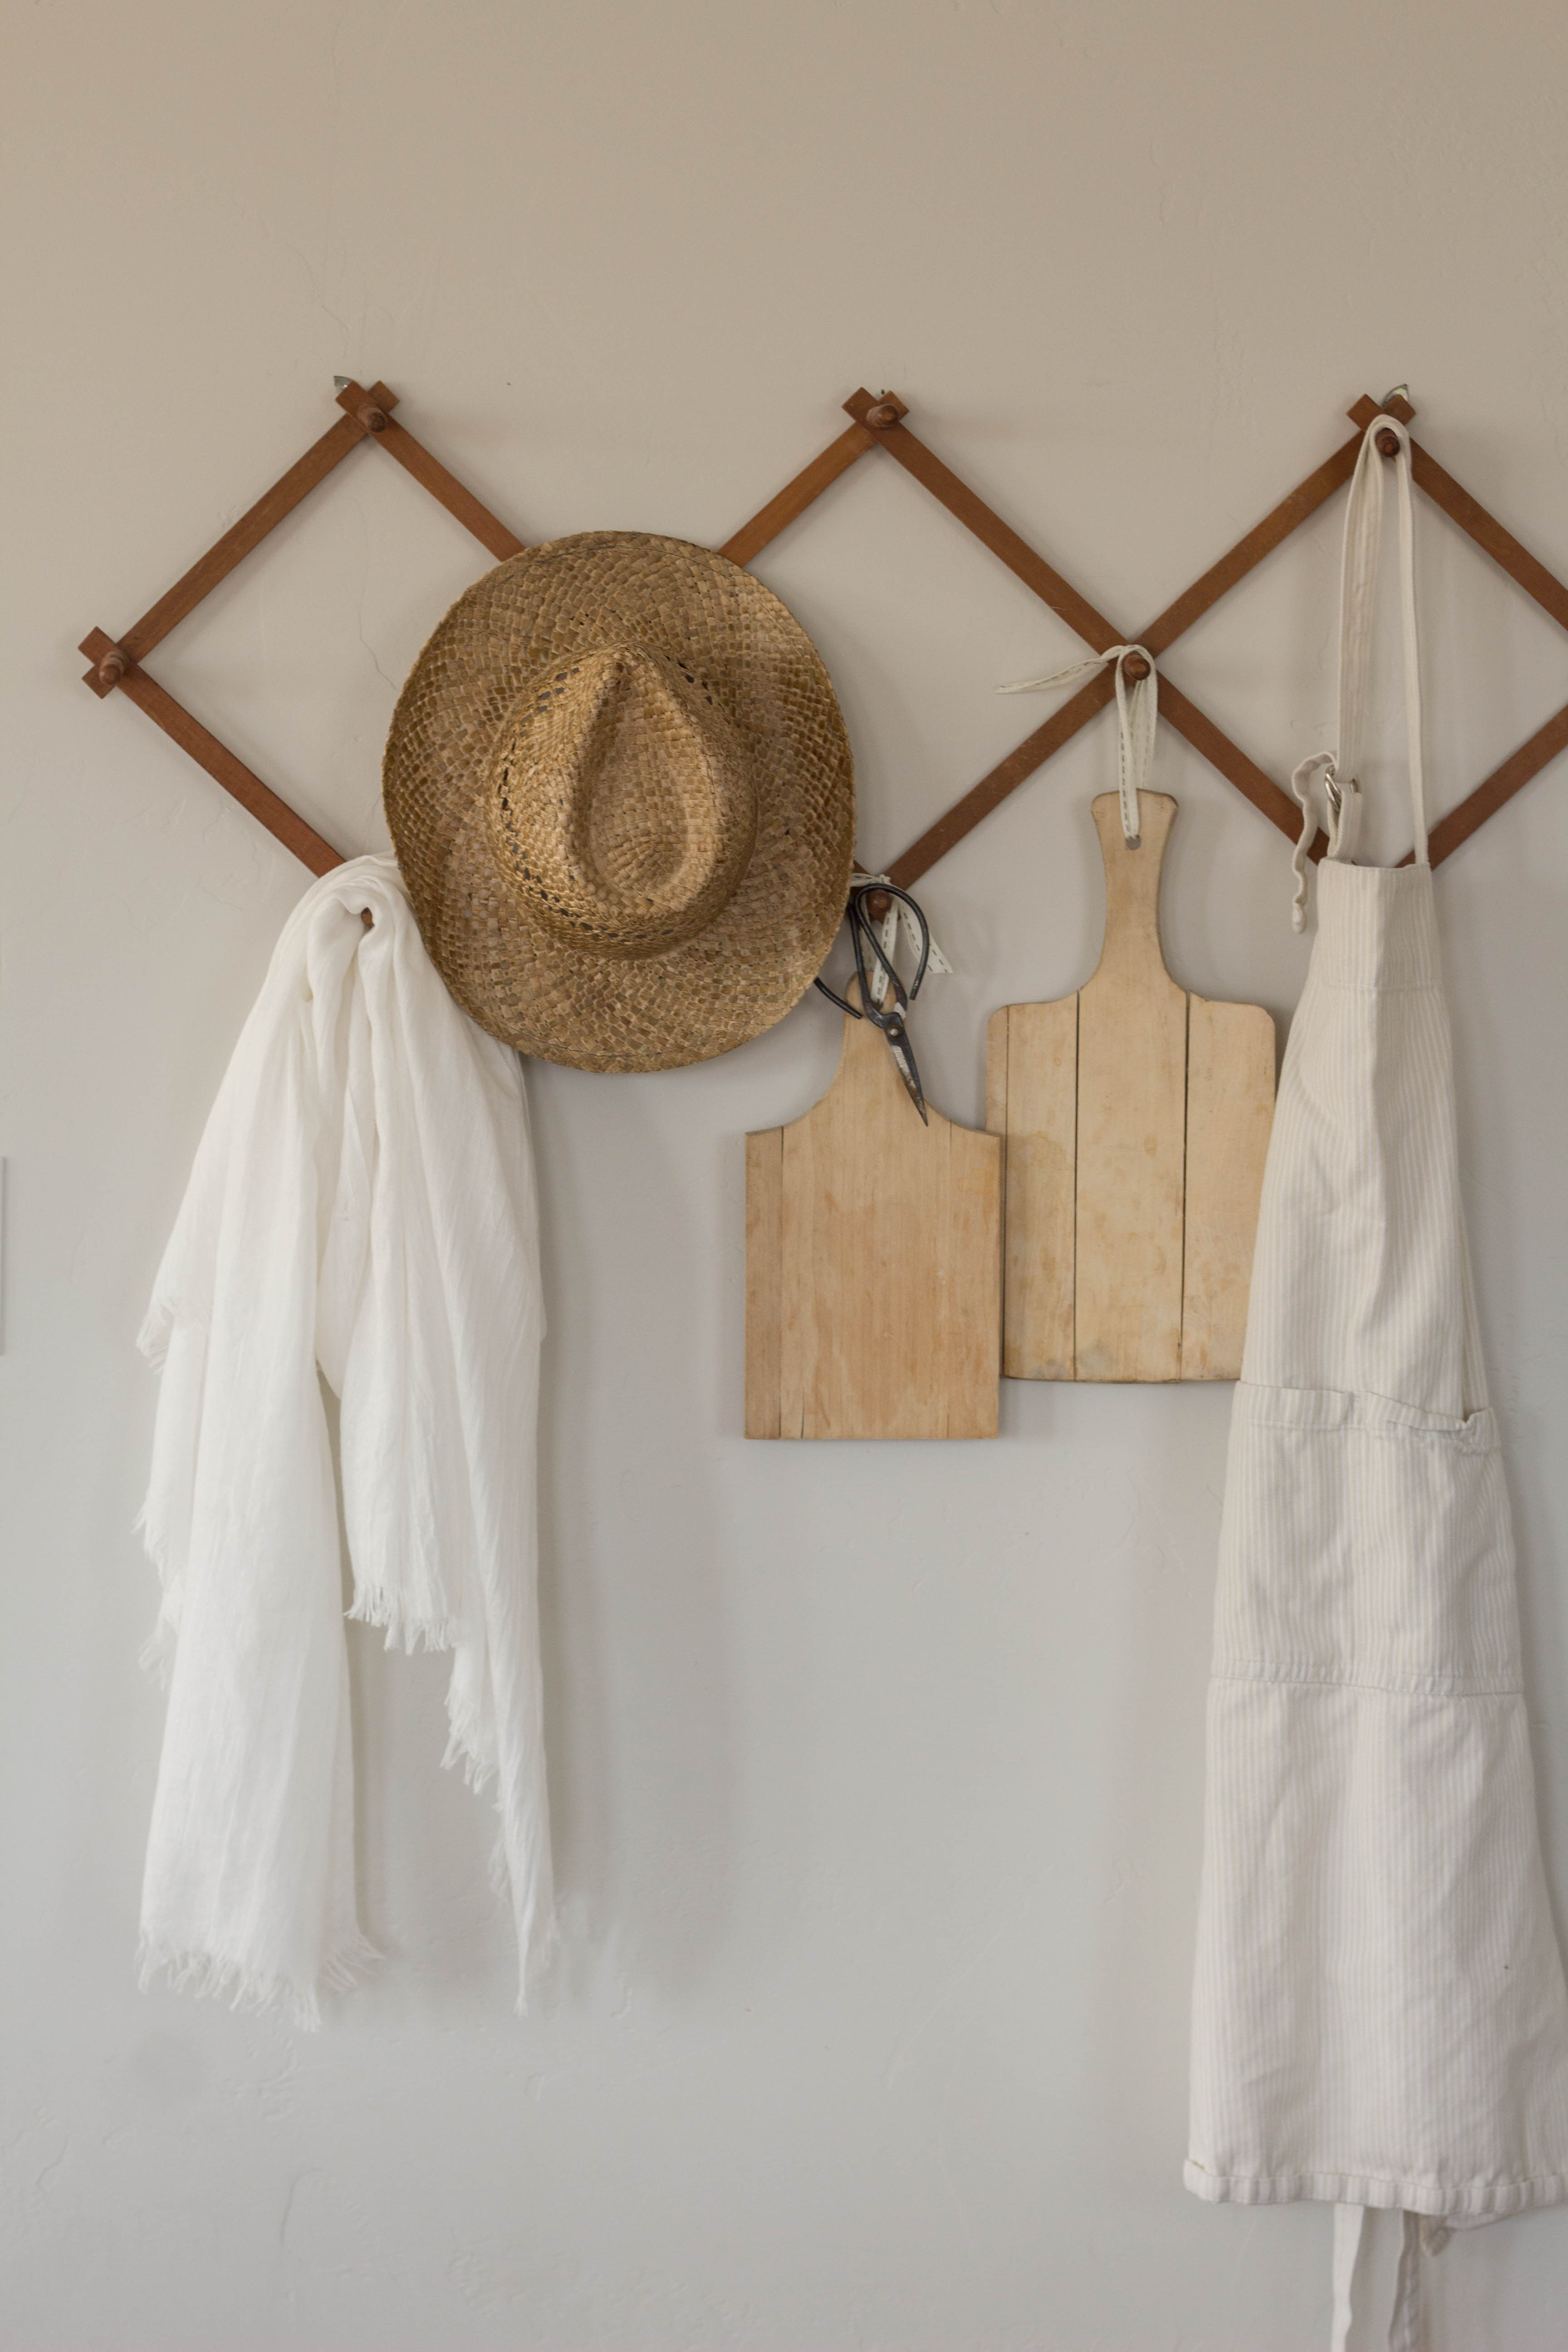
left=1446, top=848, right=1568, bottom=1951
left=1076, top=1383, right=1228, bottom=2195
left=534, top=1058, right=741, bottom=2004
left=332, top=1055, right=740, bottom=2018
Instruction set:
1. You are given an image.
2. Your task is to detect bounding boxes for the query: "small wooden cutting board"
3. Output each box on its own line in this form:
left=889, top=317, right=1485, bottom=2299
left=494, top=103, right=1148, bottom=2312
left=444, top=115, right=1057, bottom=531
left=985, top=792, right=1274, bottom=1383
left=746, top=985, right=1002, bottom=1439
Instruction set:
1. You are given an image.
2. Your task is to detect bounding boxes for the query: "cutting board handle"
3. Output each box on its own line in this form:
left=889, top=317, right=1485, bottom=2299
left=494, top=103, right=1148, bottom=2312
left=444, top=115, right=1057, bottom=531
left=1089, top=789, right=1178, bottom=984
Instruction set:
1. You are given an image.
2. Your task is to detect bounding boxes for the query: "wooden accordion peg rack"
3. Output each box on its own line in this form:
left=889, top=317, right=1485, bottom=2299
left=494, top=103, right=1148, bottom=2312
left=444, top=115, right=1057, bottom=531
left=78, top=376, right=1568, bottom=1429
left=78, top=380, right=1568, bottom=893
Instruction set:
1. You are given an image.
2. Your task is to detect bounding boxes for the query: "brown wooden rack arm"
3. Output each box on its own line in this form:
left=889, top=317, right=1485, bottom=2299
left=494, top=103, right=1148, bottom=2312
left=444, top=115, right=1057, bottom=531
left=846, top=388, right=1122, bottom=652
left=1408, top=442, right=1568, bottom=636
left=123, top=669, right=346, bottom=878
left=887, top=675, right=1117, bottom=888
left=1157, top=679, right=1302, bottom=844
left=81, top=634, right=345, bottom=878
left=1344, top=388, right=1568, bottom=866
left=880, top=393, right=1488, bottom=882
left=119, top=397, right=392, bottom=668
left=720, top=418, right=878, bottom=567
left=77, top=374, right=1568, bottom=909
left=871, top=393, right=1354, bottom=880
left=1401, top=700, right=1568, bottom=868
left=1141, top=434, right=1366, bottom=655
left=1346, top=388, right=1568, bottom=634
left=335, top=382, right=526, bottom=563
left=887, top=669, right=1313, bottom=891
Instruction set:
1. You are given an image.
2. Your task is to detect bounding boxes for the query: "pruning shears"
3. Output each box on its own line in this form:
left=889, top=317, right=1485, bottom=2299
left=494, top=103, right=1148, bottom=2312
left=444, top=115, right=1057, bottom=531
left=813, top=881, right=932, bottom=1124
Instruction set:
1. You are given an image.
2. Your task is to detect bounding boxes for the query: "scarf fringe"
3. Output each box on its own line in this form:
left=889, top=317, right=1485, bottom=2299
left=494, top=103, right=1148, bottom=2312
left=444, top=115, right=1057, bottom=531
left=446, top=1743, right=496, bottom=1793
left=137, top=1931, right=382, bottom=2032
left=346, top=1588, right=460, bottom=1655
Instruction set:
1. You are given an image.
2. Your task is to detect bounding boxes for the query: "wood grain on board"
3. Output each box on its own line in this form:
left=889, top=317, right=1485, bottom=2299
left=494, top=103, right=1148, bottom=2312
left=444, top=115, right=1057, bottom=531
left=1182, top=995, right=1276, bottom=1378
left=1074, top=795, right=1189, bottom=1381
left=985, top=998, right=1076, bottom=1381
left=746, top=986, right=1001, bottom=1439
left=985, top=793, right=1275, bottom=1383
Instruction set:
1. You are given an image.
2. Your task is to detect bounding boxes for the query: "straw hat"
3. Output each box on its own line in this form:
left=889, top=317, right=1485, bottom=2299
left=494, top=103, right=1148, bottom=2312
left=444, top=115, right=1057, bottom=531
left=383, top=531, right=855, bottom=1072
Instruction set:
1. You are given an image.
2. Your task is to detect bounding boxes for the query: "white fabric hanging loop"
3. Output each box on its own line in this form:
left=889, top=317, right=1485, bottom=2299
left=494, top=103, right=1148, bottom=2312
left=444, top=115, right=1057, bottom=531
left=1290, top=415, right=1427, bottom=929
left=849, top=869, right=953, bottom=1007
left=998, top=642, right=1157, bottom=846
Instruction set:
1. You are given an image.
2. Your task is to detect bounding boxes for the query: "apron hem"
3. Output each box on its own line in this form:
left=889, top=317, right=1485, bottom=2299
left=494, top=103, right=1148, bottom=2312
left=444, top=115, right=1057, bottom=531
left=1182, top=2159, right=1568, bottom=2218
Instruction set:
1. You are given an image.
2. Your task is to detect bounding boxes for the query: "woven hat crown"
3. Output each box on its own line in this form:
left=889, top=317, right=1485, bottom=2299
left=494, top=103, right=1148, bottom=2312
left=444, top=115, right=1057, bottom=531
left=384, top=531, right=855, bottom=1072
left=485, top=644, right=757, bottom=960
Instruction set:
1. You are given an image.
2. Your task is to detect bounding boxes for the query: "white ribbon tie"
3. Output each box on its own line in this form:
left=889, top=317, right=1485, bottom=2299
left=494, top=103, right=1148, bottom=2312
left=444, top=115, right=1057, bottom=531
left=850, top=872, right=953, bottom=1008
left=998, top=642, right=1158, bottom=847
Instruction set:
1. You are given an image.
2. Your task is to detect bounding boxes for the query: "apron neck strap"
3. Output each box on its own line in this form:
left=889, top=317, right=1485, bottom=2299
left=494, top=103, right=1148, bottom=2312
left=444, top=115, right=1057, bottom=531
left=1336, top=415, right=1428, bottom=866
left=1290, top=416, right=1427, bottom=926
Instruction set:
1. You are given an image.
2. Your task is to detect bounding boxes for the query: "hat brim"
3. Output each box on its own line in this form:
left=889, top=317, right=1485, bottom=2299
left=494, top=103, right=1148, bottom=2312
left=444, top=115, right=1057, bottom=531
left=383, top=532, right=856, bottom=1072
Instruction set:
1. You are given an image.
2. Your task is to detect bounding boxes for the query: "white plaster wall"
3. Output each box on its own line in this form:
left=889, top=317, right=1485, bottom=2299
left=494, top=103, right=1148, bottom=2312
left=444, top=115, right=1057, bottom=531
left=5, top=2, right=1568, bottom=2343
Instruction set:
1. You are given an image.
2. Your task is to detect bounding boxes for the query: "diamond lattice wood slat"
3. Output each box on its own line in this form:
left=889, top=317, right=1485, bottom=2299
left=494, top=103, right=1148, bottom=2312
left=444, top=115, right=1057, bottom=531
left=78, top=382, right=1568, bottom=888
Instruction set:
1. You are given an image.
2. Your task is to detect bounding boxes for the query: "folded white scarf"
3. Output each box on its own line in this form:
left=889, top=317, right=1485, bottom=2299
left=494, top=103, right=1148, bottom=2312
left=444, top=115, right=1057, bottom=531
left=137, top=854, right=550, bottom=2024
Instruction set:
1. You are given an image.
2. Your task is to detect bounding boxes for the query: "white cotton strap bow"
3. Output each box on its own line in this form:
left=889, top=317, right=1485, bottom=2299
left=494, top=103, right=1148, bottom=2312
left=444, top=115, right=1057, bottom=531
left=849, top=871, right=953, bottom=1006
left=997, top=642, right=1157, bottom=847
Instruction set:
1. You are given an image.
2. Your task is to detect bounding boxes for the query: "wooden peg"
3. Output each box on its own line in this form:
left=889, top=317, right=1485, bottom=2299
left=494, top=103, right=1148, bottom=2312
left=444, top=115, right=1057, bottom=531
left=356, top=401, right=389, bottom=433
left=1375, top=427, right=1402, bottom=458
left=1120, top=651, right=1152, bottom=682
left=862, top=888, right=892, bottom=920
left=864, top=399, right=906, bottom=430
left=79, top=629, right=133, bottom=696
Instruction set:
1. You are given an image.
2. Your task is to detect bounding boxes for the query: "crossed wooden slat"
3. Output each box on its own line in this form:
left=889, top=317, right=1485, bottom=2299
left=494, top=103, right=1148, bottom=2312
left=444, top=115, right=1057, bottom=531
left=81, top=381, right=1568, bottom=890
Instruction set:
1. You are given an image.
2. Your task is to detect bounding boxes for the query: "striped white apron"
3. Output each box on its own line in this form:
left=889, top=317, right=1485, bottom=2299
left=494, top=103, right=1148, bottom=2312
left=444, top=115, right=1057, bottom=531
left=1186, top=417, right=1568, bottom=2348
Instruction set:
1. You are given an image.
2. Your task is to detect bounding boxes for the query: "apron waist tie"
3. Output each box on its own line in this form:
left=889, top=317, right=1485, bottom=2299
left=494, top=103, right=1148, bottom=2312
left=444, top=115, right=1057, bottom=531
left=1331, top=2205, right=1450, bottom=2352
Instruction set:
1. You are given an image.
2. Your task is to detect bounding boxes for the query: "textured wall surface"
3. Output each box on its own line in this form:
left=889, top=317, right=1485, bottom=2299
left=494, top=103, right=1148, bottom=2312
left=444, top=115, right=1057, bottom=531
left=5, top=3, right=1568, bottom=2344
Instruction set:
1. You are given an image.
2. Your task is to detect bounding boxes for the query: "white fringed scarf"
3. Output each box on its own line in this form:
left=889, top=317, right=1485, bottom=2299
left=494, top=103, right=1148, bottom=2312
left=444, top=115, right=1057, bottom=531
left=137, top=853, right=551, bottom=2024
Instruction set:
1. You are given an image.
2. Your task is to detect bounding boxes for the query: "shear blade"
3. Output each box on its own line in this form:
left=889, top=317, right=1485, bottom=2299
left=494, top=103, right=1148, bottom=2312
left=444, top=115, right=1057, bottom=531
left=889, top=1039, right=928, bottom=1125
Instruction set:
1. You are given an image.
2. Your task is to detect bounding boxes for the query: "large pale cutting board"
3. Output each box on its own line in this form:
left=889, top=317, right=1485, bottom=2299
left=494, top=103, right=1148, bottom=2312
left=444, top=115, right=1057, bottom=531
left=746, top=986, right=1002, bottom=1439
left=985, top=792, right=1274, bottom=1383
